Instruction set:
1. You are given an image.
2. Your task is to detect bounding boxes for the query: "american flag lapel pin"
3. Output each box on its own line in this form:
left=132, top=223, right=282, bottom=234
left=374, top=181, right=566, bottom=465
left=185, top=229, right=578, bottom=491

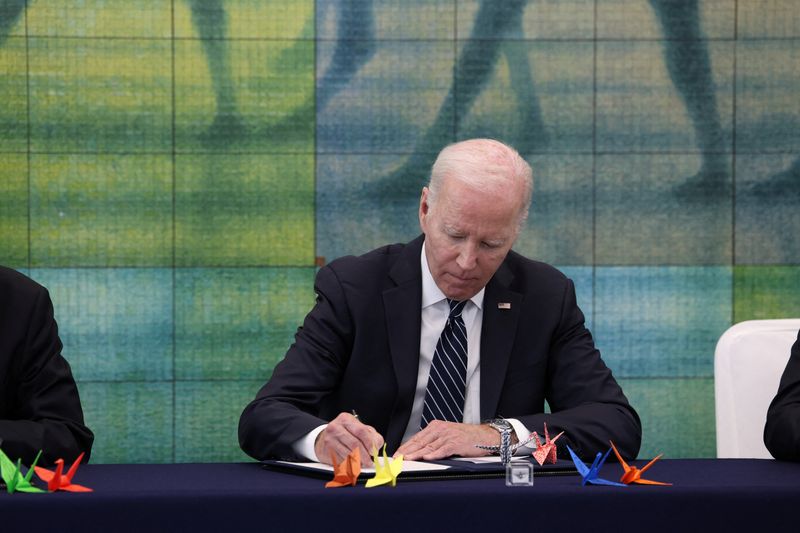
left=497, top=302, right=511, bottom=310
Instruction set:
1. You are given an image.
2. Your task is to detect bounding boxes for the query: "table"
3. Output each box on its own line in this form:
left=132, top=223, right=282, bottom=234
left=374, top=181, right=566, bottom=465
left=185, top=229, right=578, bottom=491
left=2, top=459, right=797, bottom=532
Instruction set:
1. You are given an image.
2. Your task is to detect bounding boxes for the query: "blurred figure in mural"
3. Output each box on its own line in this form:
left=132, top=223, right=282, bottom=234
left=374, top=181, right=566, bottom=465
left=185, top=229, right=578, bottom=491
left=649, top=0, right=729, bottom=196
left=0, top=0, right=249, bottom=143
left=386, top=0, right=730, bottom=198
left=315, top=0, right=376, bottom=111
left=382, top=0, right=541, bottom=197
left=189, top=0, right=375, bottom=143
left=380, top=0, right=798, bottom=199
left=3, top=0, right=794, bottom=190
left=650, top=0, right=797, bottom=197
left=188, top=0, right=800, bottom=195
left=0, top=0, right=24, bottom=46
left=189, top=0, right=539, bottom=172
left=188, top=0, right=247, bottom=142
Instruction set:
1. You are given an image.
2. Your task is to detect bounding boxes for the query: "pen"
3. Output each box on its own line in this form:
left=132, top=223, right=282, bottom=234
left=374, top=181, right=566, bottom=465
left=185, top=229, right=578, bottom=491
left=352, top=409, right=359, bottom=420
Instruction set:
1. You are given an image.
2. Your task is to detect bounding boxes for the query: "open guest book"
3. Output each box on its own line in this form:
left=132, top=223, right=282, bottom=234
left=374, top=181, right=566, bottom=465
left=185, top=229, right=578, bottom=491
left=262, top=455, right=578, bottom=482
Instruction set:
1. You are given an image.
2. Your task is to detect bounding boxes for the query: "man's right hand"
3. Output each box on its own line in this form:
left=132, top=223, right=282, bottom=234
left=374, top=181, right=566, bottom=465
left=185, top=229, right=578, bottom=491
left=314, top=411, right=385, bottom=467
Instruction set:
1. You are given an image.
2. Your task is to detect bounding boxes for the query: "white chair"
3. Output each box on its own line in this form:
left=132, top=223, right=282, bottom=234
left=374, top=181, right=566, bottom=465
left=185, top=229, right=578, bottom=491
left=714, top=319, right=800, bottom=458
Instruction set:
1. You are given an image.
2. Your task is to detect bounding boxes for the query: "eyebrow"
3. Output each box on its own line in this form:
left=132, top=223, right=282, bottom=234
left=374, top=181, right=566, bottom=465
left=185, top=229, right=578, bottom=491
left=443, top=224, right=460, bottom=233
left=443, top=224, right=507, bottom=247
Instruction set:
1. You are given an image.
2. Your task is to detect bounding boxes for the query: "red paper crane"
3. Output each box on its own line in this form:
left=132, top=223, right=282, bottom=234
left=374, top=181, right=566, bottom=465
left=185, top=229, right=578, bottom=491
left=34, top=452, right=93, bottom=492
left=325, top=447, right=361, bottom=488
left=610, top=441, right=671, bottom=486
left=531, top=423, right=564, bottom=466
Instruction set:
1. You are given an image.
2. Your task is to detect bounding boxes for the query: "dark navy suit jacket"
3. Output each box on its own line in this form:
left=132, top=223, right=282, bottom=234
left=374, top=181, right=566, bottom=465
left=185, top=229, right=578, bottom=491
left=765, top=330, right=800, bottom=461
left=239, top=236, right=641, bottom=461
left=0, top=267, right=94, bottom=465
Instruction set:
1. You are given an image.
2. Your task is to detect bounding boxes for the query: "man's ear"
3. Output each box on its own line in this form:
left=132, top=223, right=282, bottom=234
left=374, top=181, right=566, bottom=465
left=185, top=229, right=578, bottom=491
left=419, top=187, right=431, bottom=228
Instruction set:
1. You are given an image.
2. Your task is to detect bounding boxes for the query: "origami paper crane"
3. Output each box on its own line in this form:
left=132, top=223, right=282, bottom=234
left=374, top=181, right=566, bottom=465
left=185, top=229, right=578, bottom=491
left=325, top=447, right=362, bottom=488
left=364, top=445, right=403, bottom=488
left=531, top=423, right=564, bottom=466
left=1, top=449, right=45, bottom=494
left=34, top=452, right=93, bottom=492
left=610, top=441, right=672, bottom=486
left=566, top=445, right=626, bottom=487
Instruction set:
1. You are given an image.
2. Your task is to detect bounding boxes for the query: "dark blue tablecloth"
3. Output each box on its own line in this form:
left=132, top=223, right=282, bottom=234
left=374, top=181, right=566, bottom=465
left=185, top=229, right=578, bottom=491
left=2, top=459, right=798, bottom=532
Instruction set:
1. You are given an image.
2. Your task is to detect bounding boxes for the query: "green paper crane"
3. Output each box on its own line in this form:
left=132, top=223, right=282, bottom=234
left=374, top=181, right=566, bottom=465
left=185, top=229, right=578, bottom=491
left=0, top=448, right=45, bottom=494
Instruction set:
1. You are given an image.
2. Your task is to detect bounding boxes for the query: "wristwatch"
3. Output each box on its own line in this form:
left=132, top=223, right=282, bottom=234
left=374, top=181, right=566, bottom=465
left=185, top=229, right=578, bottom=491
left=485, top=418, right=512, bottom=438
left=484, top=418, right=513, bottom=465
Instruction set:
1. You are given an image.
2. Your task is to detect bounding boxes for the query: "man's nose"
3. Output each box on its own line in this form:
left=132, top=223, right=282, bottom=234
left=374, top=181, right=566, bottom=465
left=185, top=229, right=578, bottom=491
left=456, top=244, right=478, bottom=270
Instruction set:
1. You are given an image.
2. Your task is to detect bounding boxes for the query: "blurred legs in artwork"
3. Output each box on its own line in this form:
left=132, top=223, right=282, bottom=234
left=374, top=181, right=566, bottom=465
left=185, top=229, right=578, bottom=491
left=650, top=0, right=798, bottom=198
left=649, top=0, right=729, bottom=197
left=316, top=0, right=376, bottom=111
left=0, top=0, right=25, bottom=46
left=380, top=0, right=536, bottom=197
left=190, top=0, right=377, bottom=144
left=189, top=0, right=246, bottom=143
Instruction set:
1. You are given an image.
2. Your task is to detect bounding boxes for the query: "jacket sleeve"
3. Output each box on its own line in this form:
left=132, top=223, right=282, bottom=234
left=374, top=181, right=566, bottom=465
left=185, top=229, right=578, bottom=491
left=764, top=331, right=800, bottom=461
left=0, top=285, right=94, bottom=466
left=516, top=279, right=642, bottom=461
left=238, top=265, right=354, bottom=460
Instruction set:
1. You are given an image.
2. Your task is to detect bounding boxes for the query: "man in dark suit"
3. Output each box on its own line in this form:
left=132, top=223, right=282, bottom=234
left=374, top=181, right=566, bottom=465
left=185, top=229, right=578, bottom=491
left=239, top=138, right=641, bottom=465
left=764, top=330, right=800, bottom=461
left=0, top=266, right=94, bottom=465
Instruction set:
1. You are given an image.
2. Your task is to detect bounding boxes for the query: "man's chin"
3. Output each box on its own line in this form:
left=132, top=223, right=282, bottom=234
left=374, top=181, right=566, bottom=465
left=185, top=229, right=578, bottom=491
left=444, top=284, right=480, bottom=301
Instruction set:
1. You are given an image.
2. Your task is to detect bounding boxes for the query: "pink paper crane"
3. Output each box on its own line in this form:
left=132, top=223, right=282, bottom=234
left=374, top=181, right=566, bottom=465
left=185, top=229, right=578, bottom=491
left=531, top=423, right=564, bottom=466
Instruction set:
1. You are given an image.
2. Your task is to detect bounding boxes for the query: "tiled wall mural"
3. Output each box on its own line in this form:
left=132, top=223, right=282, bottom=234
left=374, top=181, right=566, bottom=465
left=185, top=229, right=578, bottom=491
left=1, top=0, right=797, bottom=462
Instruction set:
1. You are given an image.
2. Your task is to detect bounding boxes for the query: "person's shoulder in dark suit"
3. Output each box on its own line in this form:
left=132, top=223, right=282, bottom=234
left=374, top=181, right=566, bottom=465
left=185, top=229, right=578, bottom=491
left=0, top=266, right=94, bottom=465
left=326, top=240, right=415, bottom=274
left=320, top=238, right=422, bottom=294
left=503, top=249, right=569, bottom=286
left=764, top=330, right=800, bottom=461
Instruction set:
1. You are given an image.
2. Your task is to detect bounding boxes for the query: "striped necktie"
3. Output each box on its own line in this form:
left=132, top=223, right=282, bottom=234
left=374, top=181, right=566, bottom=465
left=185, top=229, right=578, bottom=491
left=421, top=299, right=468, bottom=429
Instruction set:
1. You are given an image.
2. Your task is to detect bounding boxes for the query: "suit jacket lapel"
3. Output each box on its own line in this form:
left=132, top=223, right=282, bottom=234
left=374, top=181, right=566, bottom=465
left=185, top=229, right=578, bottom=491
left=382, top=236, right=424, bottom=449
left=480, top=260, right=522, bottom=420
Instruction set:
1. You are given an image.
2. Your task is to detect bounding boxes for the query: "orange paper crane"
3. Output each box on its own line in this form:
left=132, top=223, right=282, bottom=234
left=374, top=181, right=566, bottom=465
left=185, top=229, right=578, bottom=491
left=610, top=441, right=671, bottom=486
left=325, top=447, right=362, bottom=488
left=531, top=423, right=564, bottom=466
left=33, top=452, right=93, bottom=492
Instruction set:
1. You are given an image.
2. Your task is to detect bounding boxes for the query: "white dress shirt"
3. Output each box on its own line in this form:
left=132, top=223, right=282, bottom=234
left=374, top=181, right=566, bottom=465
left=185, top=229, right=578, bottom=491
left=400, top=245, right=484, bottom=442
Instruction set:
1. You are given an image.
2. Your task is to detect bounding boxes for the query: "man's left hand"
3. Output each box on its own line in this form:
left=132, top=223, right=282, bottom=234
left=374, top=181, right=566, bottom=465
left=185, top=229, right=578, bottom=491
left=395, top=420, right=500, bottom=461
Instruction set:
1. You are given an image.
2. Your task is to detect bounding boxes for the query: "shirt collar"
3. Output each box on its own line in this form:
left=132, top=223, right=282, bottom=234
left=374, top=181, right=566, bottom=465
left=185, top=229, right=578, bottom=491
left=420, top=242, right=484, bottom=310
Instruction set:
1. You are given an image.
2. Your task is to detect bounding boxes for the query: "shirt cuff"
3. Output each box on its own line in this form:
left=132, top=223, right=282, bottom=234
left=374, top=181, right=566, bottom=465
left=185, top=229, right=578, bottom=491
left=506, top=418, right=534, bottom=455
left=291, top=424, right=327, bottom=462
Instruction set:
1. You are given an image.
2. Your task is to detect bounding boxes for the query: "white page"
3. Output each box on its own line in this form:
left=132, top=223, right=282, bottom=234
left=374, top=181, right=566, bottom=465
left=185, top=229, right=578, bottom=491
left=273, top=459, right=451, bottom=474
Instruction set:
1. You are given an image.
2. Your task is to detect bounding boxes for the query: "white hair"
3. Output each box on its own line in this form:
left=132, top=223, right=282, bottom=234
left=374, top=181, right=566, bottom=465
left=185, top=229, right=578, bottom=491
left=426, top=138, right=534, bottom=228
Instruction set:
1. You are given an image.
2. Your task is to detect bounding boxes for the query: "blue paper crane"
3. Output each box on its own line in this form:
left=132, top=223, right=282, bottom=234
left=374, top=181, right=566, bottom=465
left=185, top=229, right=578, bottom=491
left=567, top=445, right=627, bottom=487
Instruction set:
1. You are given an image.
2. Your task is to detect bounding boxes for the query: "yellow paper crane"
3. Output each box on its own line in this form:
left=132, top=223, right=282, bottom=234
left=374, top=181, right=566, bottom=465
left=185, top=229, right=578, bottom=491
left=365, top=445, right=403, bottom=488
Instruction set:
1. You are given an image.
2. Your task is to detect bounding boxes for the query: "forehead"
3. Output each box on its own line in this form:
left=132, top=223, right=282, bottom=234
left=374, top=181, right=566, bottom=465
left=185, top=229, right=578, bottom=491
left=433, top=179, right=520, bottom=239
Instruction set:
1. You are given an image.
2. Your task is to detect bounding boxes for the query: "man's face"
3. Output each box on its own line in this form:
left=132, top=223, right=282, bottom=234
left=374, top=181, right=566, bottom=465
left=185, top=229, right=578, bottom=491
left=419, top=177, right=522, bottom=301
